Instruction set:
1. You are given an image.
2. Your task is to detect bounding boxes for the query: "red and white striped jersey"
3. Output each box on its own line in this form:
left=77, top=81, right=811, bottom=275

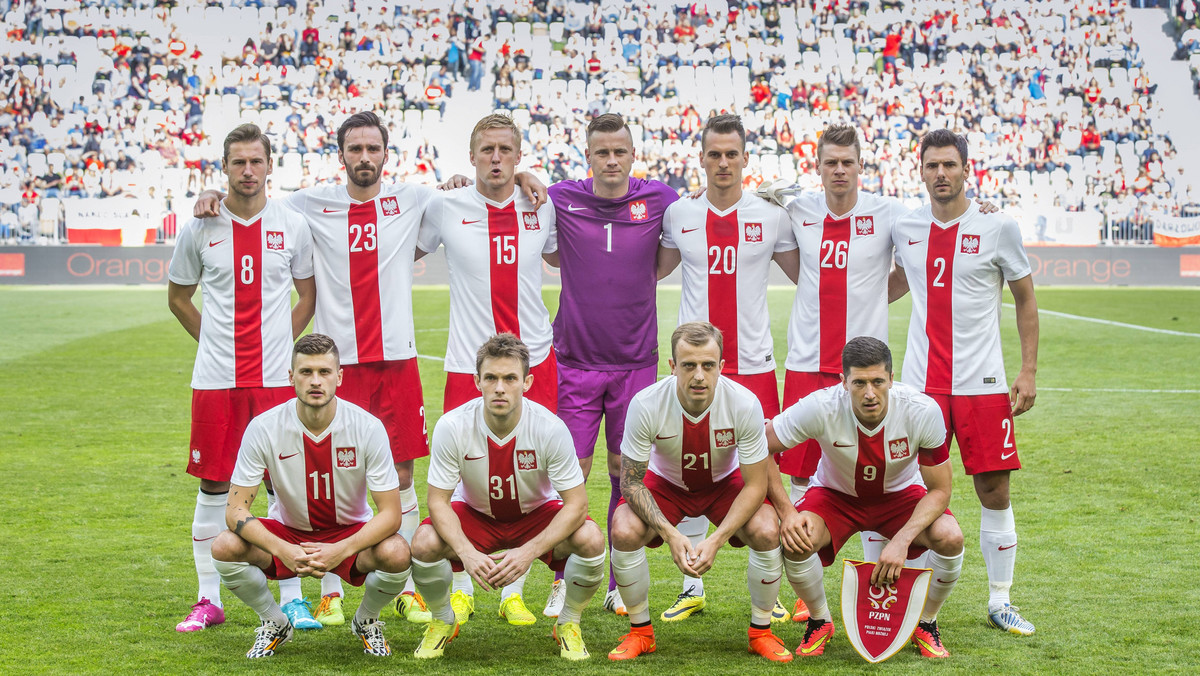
left=771, top=382, right=948, bottom=498
left=622, top=376, right=768, bottom=492
left=661, top=191, right=795, bottom=375
left=427, top=398, right=583, bottom=521
left=231, top=398, right=400, bottom=531
left=784, top=191, right=908, bottom=373
left=892, top=202, right=1031, bottom=395
left=284, top=182, right=434, bottom=365
left=169, top=200, right=314, bottom=390
left=417, top=188, right=557, bottom=374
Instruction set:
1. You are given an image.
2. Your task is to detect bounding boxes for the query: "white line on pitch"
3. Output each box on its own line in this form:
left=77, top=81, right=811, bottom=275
left=1003, top=304, right=1200, bottom=338
left=1040, top=387, right=1200, bottom=394
left=417, top=354, right=445, bottom=362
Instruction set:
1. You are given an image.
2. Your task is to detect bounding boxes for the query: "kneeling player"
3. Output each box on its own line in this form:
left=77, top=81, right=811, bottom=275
left=211, top=334, right=412, bottom=658
left=410, top=334, right=605, bottom=660
left=608, top=322, right=790, bottom=662
left=765, top=336, right=964, bottom=658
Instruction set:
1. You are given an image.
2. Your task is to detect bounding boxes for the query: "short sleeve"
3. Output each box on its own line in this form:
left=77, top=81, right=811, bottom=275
left=773, top=207, right=797, bottom=252
left=735, top=395, right=769, bottom=464
left=660, top=204, right=679, bottom=249
left=995, top=215, right=1032, bottom=281
left=771, top=393, right=826, bottom=449
left=167, top=218, right=203, bottom=285
left=425, top=413, right=463, bottom=491
left=416, top=191, right=444, bottom=254
left=541, top=198, right=558, bottom=254
left=544, top=418, right=585, bottom=492
left=229, top=417, right=269, bottom=487
left=913, top=394, right=950, bottom=466
left=620, top=391, right=655, bottom=462
left=364, top=417, right=401, bottom=492
left=290, top=218, right=315, bottom=280
left=281, top=189, right=307, bottom=214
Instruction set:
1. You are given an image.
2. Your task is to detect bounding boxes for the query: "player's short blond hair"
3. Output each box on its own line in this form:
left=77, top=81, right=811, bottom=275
left=475, top=333, right=530, bottom=376
left=817, top=123, right=861, bottom=161
left=470, top=113, right=522, bottom=153
left=670, top=322, right=724, bottom=362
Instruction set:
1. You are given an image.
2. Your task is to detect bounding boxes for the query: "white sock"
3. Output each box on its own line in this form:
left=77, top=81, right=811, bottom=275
left=399, top=485, right=420, bottom=595
left=921, top=549, right=963, bottom=622
left=789, top=480, right=808, bottom=506
left=784, top=554, right=830, bottom=622
left=412, top=558, right=455, bottom=624
left=979, top=505, right=1017, bottom=610
left=278, top=578, right=302, bottom=605
left=747, top=547, right=783, bottom=625
left=907, top=551, right=930, bottom=568
left=500, top=566, right=529, bottom=598
left=213, top=560, right=286, bottom=625
left=610, top=547, right=651, bottom=624
left=452, top=570, right=474, bottom=595
left=192, top=490, right=227, bottom=607
left=676, top=516, right=708, bottom=595
left=860, top=531, right=885, bottom=563
left=356, top=569, right=411, bottom=623
left=321, top=573, right=344, bottom=598
left=559, top=552, right=605, bottom=624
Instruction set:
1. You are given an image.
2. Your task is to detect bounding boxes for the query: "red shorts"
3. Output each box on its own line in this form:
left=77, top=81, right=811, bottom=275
left=337, top=358, right=429, bottom=463
left=928, top=392, right=1020, bottom=475
left=422, top=500, right=590, bottom=572
left=724, top=370, right=781, bottom=419
left=443, top=351, right=558, bottom=414
left=618, top=470, right=751, bottom=548
left=188, top=386, right=293, bottom=482
left=799, top=485, right=953, bottom=566
left=777, top=370, right=842, bottom=477
left=258, top=518, right=368, bottom=586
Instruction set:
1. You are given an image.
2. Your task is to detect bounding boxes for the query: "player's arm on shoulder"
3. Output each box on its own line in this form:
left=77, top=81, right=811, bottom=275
left=1008, top=273, right=1038, bottom=415
left=437, top=174, right=472, bottom=190
left=773, top=247, right=799, bottom=284
left=887, top=259, right=909, bottom=303
left=655, top=242, right=682, bottom=280
left=514, top=170, right=547, bottom=208
left=193, top=189, right=226, bottom=218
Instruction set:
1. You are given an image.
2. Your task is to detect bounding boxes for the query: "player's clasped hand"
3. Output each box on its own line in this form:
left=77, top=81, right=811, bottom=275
left=780, top=510, right=813, bottom=554
left=666, top=532, right=702, bottom=578
left=486, top=546, right=536, bottom=589
left=460, top=549, right=500, bottom=591
left=689, top=537, right=722, bottom=576
left=871, top=541, right=907, bottom=587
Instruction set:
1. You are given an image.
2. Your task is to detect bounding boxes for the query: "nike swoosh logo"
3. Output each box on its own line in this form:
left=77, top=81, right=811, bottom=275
left=192, top=535, right=217, bottom=542
left=322, top=207, right=339, bottom=213
left=1000, top=451, right=1017, bottom=460
left=567, top=204, right=587, bottom=212
left=208, top=239, right=226, bottom=248
left=616, top=580, right=635, bottom=588
left=464, top=455, right=486, bottom=461
left=908, top=239, right=923, bottom=245
left=867, top=537, right=886, bottom=542
left=278, top=452, right=299, bottom=460
left=680, top=227, right=701, bottom=234
left=797, top=635, right=830, bottom=655
left=833, top=441, right=854, bottom=448
left=802, top=220, right=819, bottom=227
left=571, top=580, right=595, bottom=587
left=462, top=218, right=481, bottom=224
left=998, top=544, right=1017, bottom=551
left=655, top=434, right=678, bottom=440
left=936, top=577, right=958, bottom=584
left=914, top=637, right=947, bottom=656
left=760, top=574, right=782, bottom=585
left=402, top=504, right=418, bottom=514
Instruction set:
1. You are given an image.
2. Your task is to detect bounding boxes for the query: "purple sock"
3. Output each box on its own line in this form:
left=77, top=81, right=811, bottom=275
left=607, top=472, right=622, bottom=592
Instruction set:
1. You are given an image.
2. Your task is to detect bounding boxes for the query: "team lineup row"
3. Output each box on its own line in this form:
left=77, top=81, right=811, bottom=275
left=167, top=109, right=1039, bottom=660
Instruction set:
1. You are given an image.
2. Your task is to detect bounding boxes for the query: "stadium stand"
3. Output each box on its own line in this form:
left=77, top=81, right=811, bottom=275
left=0, top=0, right=1191, bottom=245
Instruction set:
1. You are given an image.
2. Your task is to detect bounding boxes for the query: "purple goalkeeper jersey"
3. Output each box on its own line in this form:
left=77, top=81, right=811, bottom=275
left=548, top=177, right=679, bottom=370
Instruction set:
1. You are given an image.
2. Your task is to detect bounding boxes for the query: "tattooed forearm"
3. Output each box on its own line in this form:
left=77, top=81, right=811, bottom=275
left=233, top=515, right=257, bottom=535
left=620, top=457, right=672, bottom=538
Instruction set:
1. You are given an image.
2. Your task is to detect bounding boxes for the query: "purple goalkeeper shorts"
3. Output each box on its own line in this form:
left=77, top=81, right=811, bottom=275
left=557, top=362, right=658, bottom=459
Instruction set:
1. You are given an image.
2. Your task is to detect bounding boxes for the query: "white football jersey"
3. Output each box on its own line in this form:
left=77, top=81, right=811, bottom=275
left=622, top=376, right=769, bottom=491
left=785, top=191, right=908, bottom=373
left=662, top=191, right=795, bottom=375
left=417, top=188, right=557, bottom=374
left=231, top=399, right=400, bottom=531
left=285, top=182, right=434, bottom=365
left=893, top=202, right=1032, bottom=395
left=168, top=199, right=314, bottom=390
left=771, top=382, right=947, bottom=498
left=427, top=398, right=583, bottom=521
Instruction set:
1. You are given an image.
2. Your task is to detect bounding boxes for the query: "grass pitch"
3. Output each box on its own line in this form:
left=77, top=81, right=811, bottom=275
left=0, top=285, right=1198, bottom=674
